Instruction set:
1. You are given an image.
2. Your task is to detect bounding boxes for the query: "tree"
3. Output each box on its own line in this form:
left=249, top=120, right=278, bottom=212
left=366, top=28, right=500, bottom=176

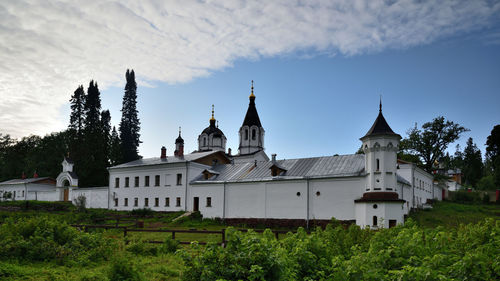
left=400, top=116, right=468, bottom=173
left=101, top=109, right=112, bottom=166
left=485, top=124, right=500, bottom=187
left=109, top=127, right=122, bottom=166
left=69, top=85, right=86, bottom=134
left=119, top=69, right=141, bottom=163
left=462, top=137, right=483, bottom=187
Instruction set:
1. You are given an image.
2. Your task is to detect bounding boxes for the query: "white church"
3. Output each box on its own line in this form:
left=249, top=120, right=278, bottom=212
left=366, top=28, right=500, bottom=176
left=0, top=83, right=443, bottom=228
left=107, top=84, right=443, bottom=228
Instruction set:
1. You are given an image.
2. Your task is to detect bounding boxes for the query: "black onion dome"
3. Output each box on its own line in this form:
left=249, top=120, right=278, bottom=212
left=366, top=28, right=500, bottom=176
left=202, top=119, right=225, bottom=137
left=176, top=135, right=184, bottom=143
left=242, top=95, right=262, bottom=127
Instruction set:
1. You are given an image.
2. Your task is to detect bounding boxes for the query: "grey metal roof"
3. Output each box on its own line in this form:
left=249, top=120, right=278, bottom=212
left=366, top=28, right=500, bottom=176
left=397, top=174, right=411, bottom=186
left=0, top=177, right=52, bottom=185
left=109, top=150, right=220, bottom=169
left=192, top=154, right=366, bottom=183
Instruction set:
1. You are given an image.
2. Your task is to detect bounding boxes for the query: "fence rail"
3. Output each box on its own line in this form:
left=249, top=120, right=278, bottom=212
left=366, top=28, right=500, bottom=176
left=70, top=224, right=303, bottom=246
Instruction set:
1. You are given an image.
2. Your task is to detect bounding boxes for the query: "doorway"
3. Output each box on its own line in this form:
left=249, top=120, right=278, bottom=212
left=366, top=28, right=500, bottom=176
left=193, top=197, right=199, bottom=212
left=63, top=188, right=69, bottom=201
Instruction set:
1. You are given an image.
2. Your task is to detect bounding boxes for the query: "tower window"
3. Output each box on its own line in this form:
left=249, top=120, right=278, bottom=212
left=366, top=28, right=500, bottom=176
left=252, top=129, right=256, bottom=140
left=245, top=129, right=248, bottom=140
left=376, top=159, right=380, bottom=171
left=203, top=137, right=207, bottom=146
left=373, top=216, right=378, bottom=226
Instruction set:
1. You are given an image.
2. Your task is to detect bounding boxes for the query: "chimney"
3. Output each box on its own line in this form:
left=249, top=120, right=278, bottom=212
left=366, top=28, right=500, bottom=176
left=161, top=146, right=167, bottom=159
left=228, top=148, right=232, bottom=156
left=272, top=153, right=277, bottom=163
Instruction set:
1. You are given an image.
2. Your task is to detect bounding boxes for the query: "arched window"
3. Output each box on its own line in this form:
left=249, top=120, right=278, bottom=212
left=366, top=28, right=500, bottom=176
left=376, top=159, right=380, bottom=171
left=373, top=216, right=378, bottom=226
left=203, top=137, right=206, bottom=146
left=245, top=129, right=249, bottom=140
left=252, top=129, right=256, bottom=140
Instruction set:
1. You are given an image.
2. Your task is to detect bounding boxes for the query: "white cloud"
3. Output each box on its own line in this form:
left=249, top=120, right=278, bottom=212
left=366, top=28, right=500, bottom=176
left=0, top=0, right=499, bottom=137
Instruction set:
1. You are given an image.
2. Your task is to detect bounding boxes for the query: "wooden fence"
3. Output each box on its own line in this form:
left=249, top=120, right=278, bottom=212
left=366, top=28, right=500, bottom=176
left=71, top=224, right=299, bottom=246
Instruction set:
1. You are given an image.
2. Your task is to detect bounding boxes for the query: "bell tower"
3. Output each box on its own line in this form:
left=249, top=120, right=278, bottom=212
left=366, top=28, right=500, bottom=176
left=239, top=80, right=265, bottom=155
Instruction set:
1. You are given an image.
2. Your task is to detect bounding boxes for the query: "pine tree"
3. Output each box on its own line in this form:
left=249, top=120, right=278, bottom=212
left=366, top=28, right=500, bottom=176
left=101, top=110, right=112, bottom=166
left=69, top=85, right=86, bottom=134
left=110, top=127, right=122, bottom=166
left=119, top=69, right=141, bottom=163
left=462, top=137, right=483, bottom=187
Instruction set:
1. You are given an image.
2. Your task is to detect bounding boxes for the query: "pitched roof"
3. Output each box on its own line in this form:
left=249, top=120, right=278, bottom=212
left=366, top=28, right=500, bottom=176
left=109, top=150, right=223, bottom=169
left=0, top=177, right=53, bottom=185
left=192, top=154, right=366, bottom=183
left=362, top=110, right=399, bottom=138
left=242, top=96, right=262, bottom=127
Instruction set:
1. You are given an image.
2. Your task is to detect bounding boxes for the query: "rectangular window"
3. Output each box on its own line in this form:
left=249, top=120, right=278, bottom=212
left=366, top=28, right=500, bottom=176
left=144, top=198, right=149, bottom=207
left=176, top=197, right=181, bottom=207
left=155, top=197, right=159, bottom=207
left=206, top=197, right=212, bottom=207
left=155, top=175, right=160, bottom=186
left=134, top=176, right=139, bottom=187
left=125, top=177, right=129, bottom=187
left=165, top=197, right=170, bottom=207
left=176, top=173, right=182, bottom=185
left=164, top=174, right=171, bottom=186
left=114, top=198, right=118, bottom=207
left=134, top=197, right=138, bottom=207
left=145, top=176, right=150, bottom=187
left=124, top=198, right=128, bottom=206
left=115, top=178, right=120, bottom=188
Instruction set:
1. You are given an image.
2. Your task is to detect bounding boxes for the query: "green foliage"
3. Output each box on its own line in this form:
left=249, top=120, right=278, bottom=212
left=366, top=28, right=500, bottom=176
left=180, top=220, right=500, bottom=281
left=108, top=256, right=143, bottom=281
left=74, top=194, right=88, bottom=212
left=449, top=191, right=482, bottom=204
left=486, top=124, right=500, bottom=186
left=130, top=208, right=153, bottom=217
left=0, top=200, right=73, bottom=211
left=0, top=216, right=115, bottom=265
left=162, top=236, right=180, bottom=254
left=119, top=69, right=141, bottom=163
left=463, top=137, right=483, bottom=187
left=400, top=116, right=468, bottom=173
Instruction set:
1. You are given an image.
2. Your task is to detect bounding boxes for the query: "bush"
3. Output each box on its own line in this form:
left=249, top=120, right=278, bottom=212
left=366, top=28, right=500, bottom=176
left=449, top=190, right=481, bottom=203
left=0, top=216, right=115, bottom=265
left=74, top=194, right=87, bottom=212
left=161, top=236, right=180, bottom=254
left=130, top=208, right=153, bottom=217
left=0, top=200, right=73, bottom=211
left=180, top=220, right=500, bottom=280
left=108, top=257, right=143, bottom=281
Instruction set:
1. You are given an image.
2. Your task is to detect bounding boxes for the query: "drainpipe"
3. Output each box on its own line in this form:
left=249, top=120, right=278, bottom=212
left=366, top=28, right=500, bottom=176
left=222, top=181, right=226, bottom=221
left=184, top=161, right=189, bottom=211
left=306, top=177, right=310, bottom=229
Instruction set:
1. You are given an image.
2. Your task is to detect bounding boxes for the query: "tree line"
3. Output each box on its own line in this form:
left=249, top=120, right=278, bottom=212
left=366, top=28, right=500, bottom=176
left=396, top=117, right=499, bottom=190
left=0, top=69, right=141, bottom=187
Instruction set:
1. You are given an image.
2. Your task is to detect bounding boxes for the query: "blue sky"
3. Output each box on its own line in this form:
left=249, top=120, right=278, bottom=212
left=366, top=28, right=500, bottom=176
left=100, top=28, right=500, bottom=159
left=1, top=0, right=499, bottom=160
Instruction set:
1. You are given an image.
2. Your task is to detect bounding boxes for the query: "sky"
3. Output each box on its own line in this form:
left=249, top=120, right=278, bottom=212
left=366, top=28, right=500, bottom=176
left=1, top=0, right=500, bottom=160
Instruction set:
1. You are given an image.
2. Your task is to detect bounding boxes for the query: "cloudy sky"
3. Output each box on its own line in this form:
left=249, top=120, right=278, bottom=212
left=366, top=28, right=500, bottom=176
left=1, top=0, right=500, bottom=159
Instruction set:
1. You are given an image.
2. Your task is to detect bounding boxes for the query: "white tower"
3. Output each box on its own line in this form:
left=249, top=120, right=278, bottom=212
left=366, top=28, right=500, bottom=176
left=355, top=101, right=404, bottom=229
left=238, top=81, right=265, bottom=155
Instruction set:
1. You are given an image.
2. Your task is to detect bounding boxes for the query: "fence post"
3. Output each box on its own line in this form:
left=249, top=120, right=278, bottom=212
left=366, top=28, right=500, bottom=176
left=221, top=229, right=226, bottom=247
left=172, top=231, right=175, bottom=240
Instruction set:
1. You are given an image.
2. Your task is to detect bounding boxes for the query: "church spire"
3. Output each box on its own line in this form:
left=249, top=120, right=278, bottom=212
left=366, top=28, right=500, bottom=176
left=210, top=104, right=215, bottom=121
left=379, top=95, right=382, bottom=112
left=249, top=80, right=255, bottom=98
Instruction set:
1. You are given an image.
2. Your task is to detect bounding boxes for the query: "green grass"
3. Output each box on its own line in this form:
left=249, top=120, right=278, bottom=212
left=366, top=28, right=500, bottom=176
left=409, top=201, right=499, bottom=228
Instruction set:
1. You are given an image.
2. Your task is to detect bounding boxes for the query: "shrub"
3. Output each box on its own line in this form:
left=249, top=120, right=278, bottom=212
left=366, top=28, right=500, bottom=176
left=126, top=239, right=159, bottom=256
left=161, top=236, right=180, bottom=254
left=130, top=208, right=153, bottom=217
left=108, top=257, right=143, bottom=281
left=0, top=216, right=115, bottom=265
left=449, top=190, right=481, bottom=203
left=74, top=194, right=87, bottom=212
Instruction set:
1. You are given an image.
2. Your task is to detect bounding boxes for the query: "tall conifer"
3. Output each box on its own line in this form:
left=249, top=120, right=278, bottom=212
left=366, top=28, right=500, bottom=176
left=119, top=69, right=141, bottom=163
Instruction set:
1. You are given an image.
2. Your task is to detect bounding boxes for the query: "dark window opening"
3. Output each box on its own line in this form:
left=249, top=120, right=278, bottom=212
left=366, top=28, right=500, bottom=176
left=155, top=197, right=159, bottom=207
left=115, top=178, right=120, bottom=188
left=373, top=216, right=378, bottom=226
left=203, top=137, right=206, bottom=146
left=206, top=197, right=212, bottom=207
left=389, top=220, right=397, bottom=228
left=124, top=198, right=128, bottom=206
left=316, top=191, right=321, bottom=196
left=134, top=198, right=138, bottom=207
left=296, top=192, right=301, bottom=196
left=165, top=197, right=170, bottom=207
left=155, top=175, right=160, bottom=186
left=144, top=198, right=149, bottom=207
left=177, top=174, right=182, bottom=185
left=373, top=204, right=378, bottom=209
left=134, top=176, right=139, bottom=187
left=114, top=198, right=118, bottom=207
left=245, top=129, right=248, bottom=140
left=125, top=177, right=129, bottom=187
left=376, top=159, right=380, bottom=171
left=145, top=176, right=149, bottom=187
left=176, top=197, right=181, bottom=207
left=252, top=129, right=256, bottom=140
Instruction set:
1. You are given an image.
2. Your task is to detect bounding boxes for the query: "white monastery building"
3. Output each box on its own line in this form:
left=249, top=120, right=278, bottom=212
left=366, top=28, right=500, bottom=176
left=107, top=84, right=444, bottom=228
left=0, top=83, right=443, bottom=228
